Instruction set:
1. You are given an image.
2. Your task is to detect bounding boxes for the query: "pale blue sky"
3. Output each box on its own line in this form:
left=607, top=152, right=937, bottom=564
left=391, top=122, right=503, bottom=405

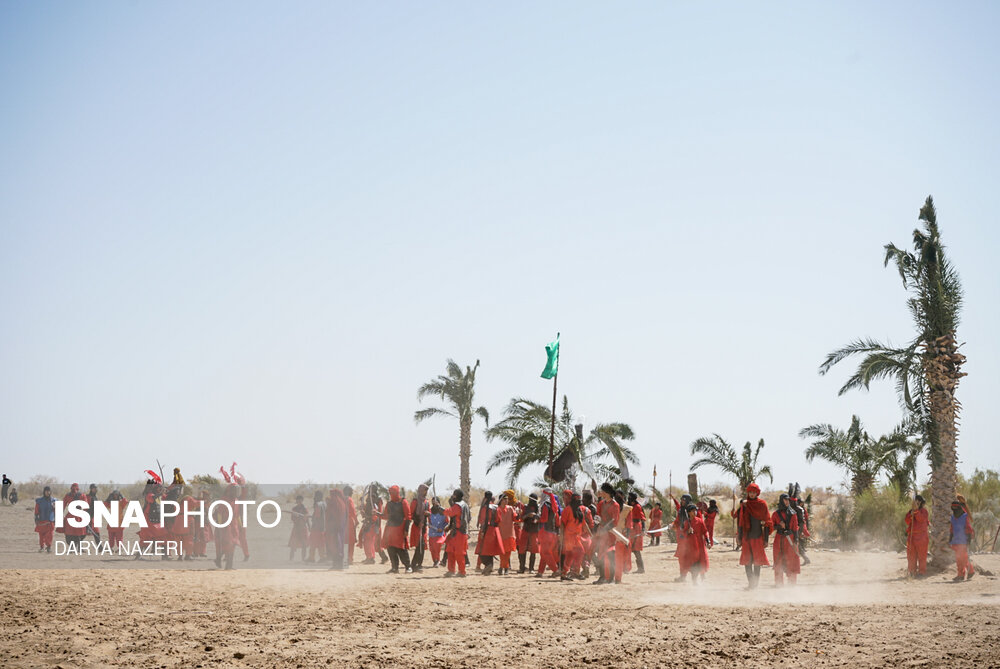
left=1, top=2, right=997, bottom=493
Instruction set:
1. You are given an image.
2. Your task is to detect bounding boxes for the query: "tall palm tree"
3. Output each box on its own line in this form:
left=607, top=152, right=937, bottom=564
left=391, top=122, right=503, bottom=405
left=819, top=196, right=965, bottom=567
left=798, top=415, right=920, bottom=497
left=484, top=396, right=637, bottom=488
left=414, top=360, right=489, bottom=497
left=689, top=435, right=773, bottom=491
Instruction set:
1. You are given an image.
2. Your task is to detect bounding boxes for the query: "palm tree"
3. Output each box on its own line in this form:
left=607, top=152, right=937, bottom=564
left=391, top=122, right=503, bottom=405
left=689, top=435, right=773, bottom=491
left=484, top=396, right=637, bottom=488
left=414, top=360, right=489, bottom=497
left=798, top=416, right=921, bottom=497
left=819, top=196, right=965, bottom=567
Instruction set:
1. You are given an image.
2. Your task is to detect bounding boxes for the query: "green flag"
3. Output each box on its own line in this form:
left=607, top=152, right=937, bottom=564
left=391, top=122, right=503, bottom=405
left=541, top=333, right=560, bottom=379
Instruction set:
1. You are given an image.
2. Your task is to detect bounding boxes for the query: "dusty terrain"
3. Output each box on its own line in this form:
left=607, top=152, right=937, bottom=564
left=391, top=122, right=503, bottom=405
left=1, top=501, right=998, bottom=668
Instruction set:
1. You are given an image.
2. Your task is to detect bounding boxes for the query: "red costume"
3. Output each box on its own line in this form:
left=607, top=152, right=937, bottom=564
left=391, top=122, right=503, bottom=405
left=905, top=506, right=929, bottom=576
left=170, top=495, right=198, bottom=557
left=679, top=514, right=709, bottom=578
left=704, top=508, right=718, bottom=547
left=536, top=491, right=561, bottom=575
left=771, top=506, right=800, bottom=585
left=560, top=503, right=585, bottom=577
left=597, top=498, right=623, bottom=583
left=138, top=491, right=168, bottom=544
left=648, top=506, right=663, bottom=546
left=213, top=490, right=241, bottom=569
left=345, top=495, right=358, bottom=564
left=498, top=502, right=516, bottom=571
left=380, top=486, right=410, bottom=550
left=193, top=494, right=212, bottom=557
left=443, top=500, right=469, bottom=575
left=735, top=486, right=771, bottom=567
left=60, top=484, right=89, bottom=541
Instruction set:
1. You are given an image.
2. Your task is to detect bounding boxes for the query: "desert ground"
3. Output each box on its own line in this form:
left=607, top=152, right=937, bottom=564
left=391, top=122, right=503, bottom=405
left=1, top=502, right=998, bottom=668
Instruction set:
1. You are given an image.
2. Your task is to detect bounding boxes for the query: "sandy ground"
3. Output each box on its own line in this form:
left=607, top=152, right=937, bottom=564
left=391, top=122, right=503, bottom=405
left=2, top=502, right=999, bottom=668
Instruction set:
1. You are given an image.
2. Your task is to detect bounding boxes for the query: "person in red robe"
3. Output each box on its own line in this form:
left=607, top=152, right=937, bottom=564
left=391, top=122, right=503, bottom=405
left=477, top=491, right=505, bottom=575
left=137, top=481, right=168, bottom=558
left=34, top=486, right=56, bottom=552
left=358, top=490, right=387, bottom=564
left=59, top=483, right=89, bottom=550
left=580, top=490, right=597, bottom=578
left=343, top=486, right=358, bottom=566
left=236, top=480, right=251, bottom=562
left=670, top=493, right=693, bottom=579
left=213, top=484, right=241, bottom=570
left=104, top=489, right=127, bottom=550
left=593, top=482, right=621, bottom=585
left=516, top=494, right=540, bottom=574
left=771, top=494, right=801, bottom=586
left=904, top=494, right=929, bottom=577
left=408, top=484, right=430, bottom=572
left=536, top=489, right=562, bottom=577
left=648, top=503, right=663, bottom=547
left=307, top=490, right=327, bottom=563
left=193, top=490, right=212, bottom=558
left=287, top=495, right=309, bottom=561
left=679, top=503, right=709, bottom=583
left=170, top=491, right=198, bottom=560
left=326, top=488, right=348, bottom=570
left=734, top=482, right=771, bottom=589
left=497, top=490, right=518, bottom=575
left=379, top=485, right=411, bottom=573
left=442, top=489, right=470, bottom=577
left=705, top=499, right=719, bottom=547
left=627, top=492, right=646, bottom=574
left=559, top=491, right=586, bottom=580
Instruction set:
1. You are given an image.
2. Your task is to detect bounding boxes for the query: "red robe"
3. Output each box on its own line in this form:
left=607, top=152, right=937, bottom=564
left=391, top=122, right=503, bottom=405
left=705, top=510, right=718, bottom=546
left=498, top=505, right=517, bottom=553
left=477, top=504, right=505, bottom=557
left=560, top=506, right=585, bottom=574
left=443, top=502, right=469, bottom=575
left=138, top=493, right=168, bottom=543
left=60, top=491, right=89, bottom=538
left=629, top=505, right=646, bottom=552
left=905, top=507, right=929, bottom=575
left=648, top=507, right=663, bottom=533
left=213, top=498, right=240, bottom=552
left=771, top=509, right=800, bottom=581
left=536, top=493, right=562, bottom=575
left=345, top=497, right=358, bottom=562
left=736, top=498, right=771, bottom=566
left=170, top=495, right=198, bottom=555
left=679, top=515, right=709, bottom=574
left=380, top=495, right=411, bottom=550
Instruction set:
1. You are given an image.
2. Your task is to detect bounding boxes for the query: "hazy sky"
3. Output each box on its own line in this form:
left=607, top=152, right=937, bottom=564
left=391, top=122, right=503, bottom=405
left=2, top=2, right=998, bottom=494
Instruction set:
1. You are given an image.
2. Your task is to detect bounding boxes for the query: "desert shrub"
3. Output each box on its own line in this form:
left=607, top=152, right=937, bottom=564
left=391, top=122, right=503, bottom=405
left=958, top=469, right=1000, bottom=552
left=851, top=484, right=909, bottom=550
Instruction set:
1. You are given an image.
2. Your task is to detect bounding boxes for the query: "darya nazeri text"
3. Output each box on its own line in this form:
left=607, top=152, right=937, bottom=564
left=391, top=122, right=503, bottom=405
left=54, top=540, right=182, bottom=557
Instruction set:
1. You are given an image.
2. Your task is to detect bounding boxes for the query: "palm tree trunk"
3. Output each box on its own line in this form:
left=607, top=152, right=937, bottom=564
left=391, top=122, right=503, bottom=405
left=459, top=417, right=472, bottom=498
left=925, top=332, right=965, bottom=570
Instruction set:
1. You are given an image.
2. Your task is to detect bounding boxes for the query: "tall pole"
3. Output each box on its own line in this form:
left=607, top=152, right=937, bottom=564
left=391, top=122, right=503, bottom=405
left=548, top=335, right=560, bottom=474
left=549, top=370, right=558, bottom=473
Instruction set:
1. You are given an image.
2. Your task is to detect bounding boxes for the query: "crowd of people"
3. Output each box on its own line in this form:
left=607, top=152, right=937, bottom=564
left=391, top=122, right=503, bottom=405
left=24, top=468, right=980, bottom=584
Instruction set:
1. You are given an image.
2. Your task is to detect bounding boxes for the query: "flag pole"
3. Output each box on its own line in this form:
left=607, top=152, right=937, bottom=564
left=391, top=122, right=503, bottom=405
left=548, top=334, right=560, bottom=474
